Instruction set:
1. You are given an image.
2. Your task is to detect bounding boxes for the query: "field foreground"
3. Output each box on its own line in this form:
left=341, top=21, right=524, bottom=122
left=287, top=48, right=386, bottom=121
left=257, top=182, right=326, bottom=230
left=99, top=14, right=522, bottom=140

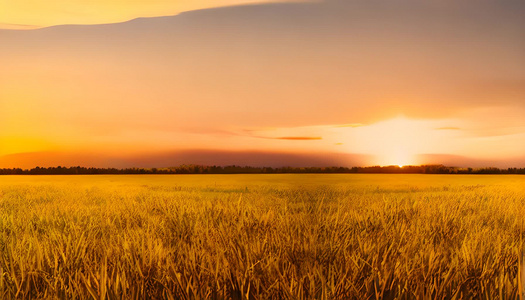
left=0, top=174, right=524, bottom=299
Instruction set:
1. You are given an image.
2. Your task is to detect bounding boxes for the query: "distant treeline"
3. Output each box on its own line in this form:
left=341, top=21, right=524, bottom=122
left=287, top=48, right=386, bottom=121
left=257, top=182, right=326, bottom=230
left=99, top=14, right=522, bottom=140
left=0, top=165, right=524, bottom=175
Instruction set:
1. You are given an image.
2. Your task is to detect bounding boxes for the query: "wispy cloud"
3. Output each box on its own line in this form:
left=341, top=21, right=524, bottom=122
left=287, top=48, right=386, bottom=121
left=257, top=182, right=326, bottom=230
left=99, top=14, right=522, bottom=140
left=0, top=23, right=40, bottom=30
left=334, top=124, right=365, bottom=128
left=251, top=136, right=322, bottom=140
left=274, top=137, right=322, bottom=140
left=435, top=127, right=461, bottom=130
left=182, top=127, right=237, bottom=136
left=243, top=127, right=323, bottom=141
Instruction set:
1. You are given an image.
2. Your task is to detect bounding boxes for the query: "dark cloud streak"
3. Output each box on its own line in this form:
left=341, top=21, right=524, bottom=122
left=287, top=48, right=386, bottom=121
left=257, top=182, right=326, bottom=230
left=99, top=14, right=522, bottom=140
left=0, top=150, right=373, bottom=169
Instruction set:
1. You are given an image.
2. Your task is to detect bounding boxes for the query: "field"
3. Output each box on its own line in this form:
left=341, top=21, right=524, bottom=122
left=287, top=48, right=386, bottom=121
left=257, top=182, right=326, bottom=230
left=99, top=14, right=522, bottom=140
left=0, top=174, right=524, bottom=299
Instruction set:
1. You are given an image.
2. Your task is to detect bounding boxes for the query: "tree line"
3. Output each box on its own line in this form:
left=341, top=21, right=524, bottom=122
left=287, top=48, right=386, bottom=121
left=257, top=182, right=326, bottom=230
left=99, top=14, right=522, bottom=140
left=0, top=165, right=524, bottom=175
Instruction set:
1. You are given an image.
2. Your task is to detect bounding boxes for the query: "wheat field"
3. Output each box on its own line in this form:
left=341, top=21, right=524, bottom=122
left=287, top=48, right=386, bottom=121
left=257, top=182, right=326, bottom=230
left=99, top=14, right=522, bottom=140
left=0, top=174, right=524, bottom=299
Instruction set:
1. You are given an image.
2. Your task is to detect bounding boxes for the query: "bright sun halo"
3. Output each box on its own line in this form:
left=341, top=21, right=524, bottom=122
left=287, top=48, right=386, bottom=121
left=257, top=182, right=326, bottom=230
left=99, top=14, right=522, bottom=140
left=354, top=117, right=424, bottom=167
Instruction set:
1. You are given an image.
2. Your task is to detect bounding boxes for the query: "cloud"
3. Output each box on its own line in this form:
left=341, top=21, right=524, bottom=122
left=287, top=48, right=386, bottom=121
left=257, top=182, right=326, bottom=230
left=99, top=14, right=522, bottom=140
left=0, top=23, right=40, bottom=30
left=181, top=127, right=237, bottom=136
left=2, top=0, right=523, bottom=130
left=333, top=124, right=365, bottom=128
left=242, top=127, right=323, bottom=141
left=4, top=150, right=523, bottom=169
left=250, top=136, right=322, bottom=141
left=0, top=150, right=373, bottom=169
left=467, top=128, right=525, bottom=138
left=435, top=127, right=461, bottom=130
left=416, top=154, right=525, bottom=168
left=274, top=137, right=322, bottom=140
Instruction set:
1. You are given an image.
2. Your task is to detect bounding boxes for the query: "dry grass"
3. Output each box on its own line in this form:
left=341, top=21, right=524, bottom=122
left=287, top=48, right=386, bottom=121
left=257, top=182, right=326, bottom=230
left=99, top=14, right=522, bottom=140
left=0, top=174, right=524, bottom=299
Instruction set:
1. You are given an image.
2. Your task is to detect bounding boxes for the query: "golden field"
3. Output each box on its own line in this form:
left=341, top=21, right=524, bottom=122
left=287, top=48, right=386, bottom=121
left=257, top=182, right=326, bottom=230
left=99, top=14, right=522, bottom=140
left=0, top=174, right=524, bottom=299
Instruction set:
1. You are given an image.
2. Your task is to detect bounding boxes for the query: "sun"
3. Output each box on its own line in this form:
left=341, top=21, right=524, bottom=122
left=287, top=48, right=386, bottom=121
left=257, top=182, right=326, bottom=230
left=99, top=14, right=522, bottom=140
left=350, top=116, right=425, bottom=167
left=371, top=117, right=420, bottom=166
left=383, top=147, right=413, bottom=167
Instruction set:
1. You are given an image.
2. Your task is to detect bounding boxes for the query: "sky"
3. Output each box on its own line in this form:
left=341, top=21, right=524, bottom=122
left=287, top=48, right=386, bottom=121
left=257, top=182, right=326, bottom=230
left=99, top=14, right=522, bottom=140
left=1, top=0, right=524, bottom=168
left=0, top=0, right=295, bottom=29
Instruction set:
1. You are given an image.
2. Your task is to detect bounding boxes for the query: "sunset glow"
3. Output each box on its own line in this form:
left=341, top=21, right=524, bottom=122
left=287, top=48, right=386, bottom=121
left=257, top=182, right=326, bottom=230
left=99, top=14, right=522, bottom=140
left=1, top=0, right=524, bottom=168
left=358, top=117, right=420, bottom=167
left=0, top=0, right=293, bottom=29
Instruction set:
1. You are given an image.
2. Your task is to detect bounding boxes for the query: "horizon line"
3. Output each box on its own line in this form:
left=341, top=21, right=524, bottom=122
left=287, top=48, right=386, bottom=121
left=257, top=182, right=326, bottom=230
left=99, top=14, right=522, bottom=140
left=1, top=164, right=524, bottom=171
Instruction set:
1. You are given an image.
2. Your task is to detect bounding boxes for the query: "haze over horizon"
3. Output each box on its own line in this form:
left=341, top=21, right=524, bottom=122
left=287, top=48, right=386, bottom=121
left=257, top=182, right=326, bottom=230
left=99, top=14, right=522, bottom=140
left=1, top=0, right=524, bottom=169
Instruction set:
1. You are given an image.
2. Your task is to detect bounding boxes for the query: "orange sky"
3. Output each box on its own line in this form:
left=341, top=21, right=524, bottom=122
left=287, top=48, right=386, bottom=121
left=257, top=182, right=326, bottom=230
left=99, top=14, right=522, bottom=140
left=0, top=0, right=298, bottom=29
left=1, top=0, right=524, bottom=168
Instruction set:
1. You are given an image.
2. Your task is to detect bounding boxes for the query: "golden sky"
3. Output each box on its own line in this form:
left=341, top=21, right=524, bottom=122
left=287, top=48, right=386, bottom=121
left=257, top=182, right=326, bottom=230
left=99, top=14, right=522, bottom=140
left=0, top=0, right=293, bottom=29
left=1, top=0, right=524, bottom=168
